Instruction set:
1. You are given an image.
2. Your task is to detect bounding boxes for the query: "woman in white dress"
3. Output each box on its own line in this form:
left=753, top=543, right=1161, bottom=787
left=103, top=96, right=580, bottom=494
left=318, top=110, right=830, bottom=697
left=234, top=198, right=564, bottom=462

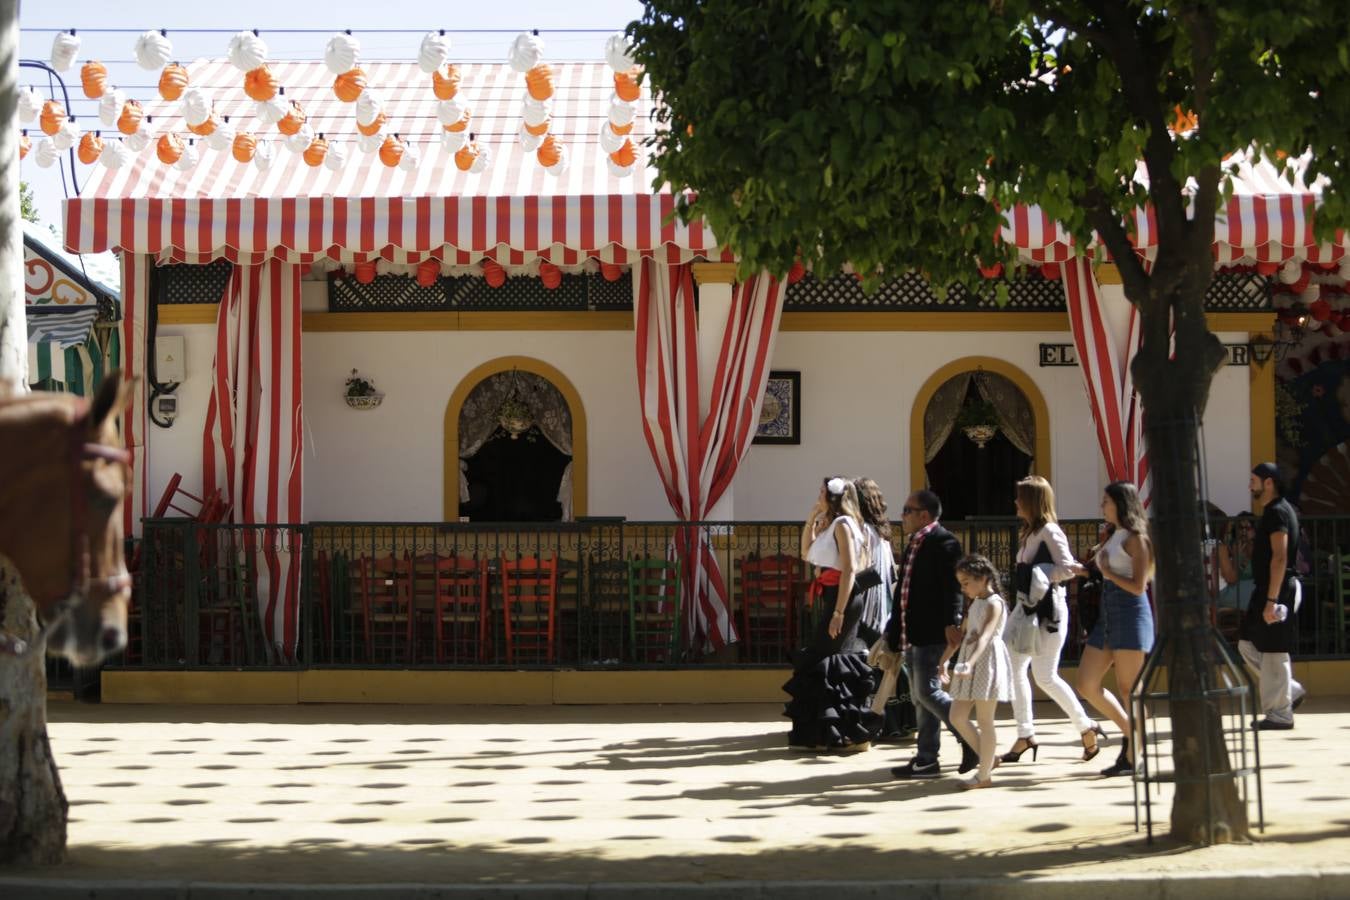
left=941, top=554, right=1012, bottom=789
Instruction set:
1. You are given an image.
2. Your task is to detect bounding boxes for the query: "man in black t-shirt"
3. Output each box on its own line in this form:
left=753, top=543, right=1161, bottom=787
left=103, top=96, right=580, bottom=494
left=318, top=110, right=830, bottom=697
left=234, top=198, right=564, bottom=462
left=1238, top=463, right=1307, bottom=731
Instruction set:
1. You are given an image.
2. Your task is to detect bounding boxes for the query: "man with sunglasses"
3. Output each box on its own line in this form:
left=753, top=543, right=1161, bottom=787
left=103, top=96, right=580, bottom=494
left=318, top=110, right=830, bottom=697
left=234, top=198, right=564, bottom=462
left=885, top=490, right=977, bottom=778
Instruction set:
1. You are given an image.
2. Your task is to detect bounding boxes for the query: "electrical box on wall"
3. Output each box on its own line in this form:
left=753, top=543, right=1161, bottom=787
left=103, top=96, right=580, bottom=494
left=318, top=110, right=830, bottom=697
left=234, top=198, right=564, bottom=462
left=156, top=335, right=185, bottom=384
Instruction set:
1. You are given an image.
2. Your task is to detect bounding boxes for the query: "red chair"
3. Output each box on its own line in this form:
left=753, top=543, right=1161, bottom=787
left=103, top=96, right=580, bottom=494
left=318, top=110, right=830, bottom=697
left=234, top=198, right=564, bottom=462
left=359, top=554, right=414, bottom=663
left=431, top=556, right=491, bottom=664
left=738, top=554, right=800, bottom=663
left=501, top=556, right=558, bottom=664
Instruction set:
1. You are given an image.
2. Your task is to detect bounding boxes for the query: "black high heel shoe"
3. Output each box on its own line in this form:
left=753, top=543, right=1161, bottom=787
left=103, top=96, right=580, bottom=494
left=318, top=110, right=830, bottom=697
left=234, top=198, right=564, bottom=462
left=999, top=737, right=1039, bottom=764
left=1101, top=739, right=1133, bottom=777
left=1081, top=723, right=1107, bottom=762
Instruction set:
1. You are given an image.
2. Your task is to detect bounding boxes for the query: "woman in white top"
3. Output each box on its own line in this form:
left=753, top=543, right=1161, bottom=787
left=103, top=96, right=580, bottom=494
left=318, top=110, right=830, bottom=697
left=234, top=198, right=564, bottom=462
left=1000, top=475, right=1105, bottom=765
left=783, top=476, right=882, bottom=752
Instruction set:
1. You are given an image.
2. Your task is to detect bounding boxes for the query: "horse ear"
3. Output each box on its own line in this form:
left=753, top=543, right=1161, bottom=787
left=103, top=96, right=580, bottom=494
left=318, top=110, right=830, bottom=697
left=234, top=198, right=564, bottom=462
left=90, top=371, right=137, bottom=430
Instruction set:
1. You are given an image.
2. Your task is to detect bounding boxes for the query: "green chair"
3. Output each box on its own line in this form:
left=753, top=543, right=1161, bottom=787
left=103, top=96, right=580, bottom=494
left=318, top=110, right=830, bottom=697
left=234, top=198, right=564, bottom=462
left=627, top=558, right=682, bottom=663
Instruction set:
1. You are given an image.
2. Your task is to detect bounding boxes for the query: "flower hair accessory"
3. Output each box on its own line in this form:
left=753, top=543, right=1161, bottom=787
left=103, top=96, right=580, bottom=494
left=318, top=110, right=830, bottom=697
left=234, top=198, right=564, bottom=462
left=826, top=477, right=847, bottom=496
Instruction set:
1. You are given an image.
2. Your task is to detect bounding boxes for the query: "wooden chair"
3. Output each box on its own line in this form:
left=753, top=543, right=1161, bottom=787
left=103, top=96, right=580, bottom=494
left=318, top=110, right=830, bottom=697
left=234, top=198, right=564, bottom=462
left=501, top=556, right=558, bottom=664
left=737, top=553, right=799, bottom=663
left=432, top=556, right=491, bottom=664
left=627, top=558, right=682, bottom=664
left=359, top=553, right=414, bottom=664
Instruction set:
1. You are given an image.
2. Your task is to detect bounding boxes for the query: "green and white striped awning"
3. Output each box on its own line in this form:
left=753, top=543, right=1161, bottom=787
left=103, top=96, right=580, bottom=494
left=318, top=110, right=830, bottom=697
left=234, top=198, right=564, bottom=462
left=28, top=326, right=121, bottom=398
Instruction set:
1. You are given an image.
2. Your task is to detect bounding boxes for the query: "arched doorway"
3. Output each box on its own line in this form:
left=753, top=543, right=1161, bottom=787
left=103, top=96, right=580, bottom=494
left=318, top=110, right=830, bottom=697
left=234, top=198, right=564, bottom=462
left=910, top=358, right=1051, bottom=520
left=443, top=357, right=588, bottom=521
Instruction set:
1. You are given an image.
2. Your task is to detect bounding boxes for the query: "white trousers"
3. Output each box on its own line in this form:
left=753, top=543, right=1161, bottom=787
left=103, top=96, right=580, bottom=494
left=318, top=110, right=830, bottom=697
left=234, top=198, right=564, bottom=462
left=1238, top=639, right=1305, bottom=724
left=1010, top=594, right=1095, bottom=739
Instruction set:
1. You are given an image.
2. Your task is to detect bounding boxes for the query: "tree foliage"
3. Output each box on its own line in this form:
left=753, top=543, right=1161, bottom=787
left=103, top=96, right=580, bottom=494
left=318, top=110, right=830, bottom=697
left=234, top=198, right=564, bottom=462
left=20, top=181, right=37, bottom=224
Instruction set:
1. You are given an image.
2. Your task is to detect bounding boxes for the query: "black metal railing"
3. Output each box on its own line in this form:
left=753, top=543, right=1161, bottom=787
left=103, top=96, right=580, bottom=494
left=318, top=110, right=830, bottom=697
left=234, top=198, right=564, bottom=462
left=113, top=515, right=1349, bottom=670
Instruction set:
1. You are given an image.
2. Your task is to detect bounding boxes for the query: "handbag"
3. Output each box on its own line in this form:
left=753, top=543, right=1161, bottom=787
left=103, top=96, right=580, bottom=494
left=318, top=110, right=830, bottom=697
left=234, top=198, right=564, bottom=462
left=1005, top=599, right=1040, bottom=656
left=853, top=565, right=883, bottom=592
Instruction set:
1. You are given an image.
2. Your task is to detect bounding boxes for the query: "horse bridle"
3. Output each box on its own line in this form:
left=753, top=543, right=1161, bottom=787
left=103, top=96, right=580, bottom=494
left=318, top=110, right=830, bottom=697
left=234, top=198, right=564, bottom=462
left=0, top=406, right=133, bottom=658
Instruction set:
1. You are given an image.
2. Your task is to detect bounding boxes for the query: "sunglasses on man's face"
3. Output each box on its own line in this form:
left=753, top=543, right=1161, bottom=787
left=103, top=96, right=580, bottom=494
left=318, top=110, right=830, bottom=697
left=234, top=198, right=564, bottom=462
left=902, top=506, right=921, bottom=515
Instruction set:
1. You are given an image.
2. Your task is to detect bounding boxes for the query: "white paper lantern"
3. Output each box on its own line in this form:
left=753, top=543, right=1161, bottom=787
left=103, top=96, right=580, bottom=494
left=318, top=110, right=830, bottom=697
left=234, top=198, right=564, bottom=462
left=522, top=97, right=550, bottom=128
left=440, top=130, right=466, bottom=154
left=227, top=30, right=269, bottom=71
left=325, top=139, right=348, bottom=171
left=17, top=87, right=40, bottom=123
left=604, top=33, right=636, bottom=73
left=286, top=124, right=315, bottom=154
left=174, top=141, right=200, bottom=172
left=418, top=31, right=451, bottom=74
left=356, top=91, right=384, bottom=127
left=358, top=131, right=383, bottom=153
left=135, top=30, right=174, bottom=71
left=126, top=129, right=152, bottom=153
left=255, top=96, right=288, bottom=127
left=1279, top=259, right=1303, bottom=284
left=50, top=32, right=81, bottom=72
left=253, top=139, right=275, bottom=170
left=507, top=32, right=544, bottom=73
left=375, top=259, right=391, bottom=276
left=325, top=32, right=360, bottom=75
left=34, top=138, right=59, bottom=168
left=469, top=143, right=492, bottom=174
left=99, top=89, right=128, bottom=127
left=205, top=120, right=235, bottom=152
left=1339, top=260, right=1350, bottom=281
left=100, top=139, right=130, bottom=170
left=51, top=119, right=80, bottom=152
left=545, top=158, right=569, bottom=177
left=181, top=88, right=211, bottom=127
left=608, top=156, right=636, bottom=178
left=433, top=100, right=465, bottom=128
left=399, top=142, right=421, bottom=172
left=608, top=98, right=636, bottom=129
left=518, top=125, right=543, bottom=152
left=598, top=121, right=625, bottom=154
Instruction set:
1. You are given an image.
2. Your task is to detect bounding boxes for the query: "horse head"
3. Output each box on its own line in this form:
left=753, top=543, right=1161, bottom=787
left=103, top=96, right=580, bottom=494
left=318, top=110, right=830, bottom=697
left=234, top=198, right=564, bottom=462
left=0, top=372, right=135, bottom=665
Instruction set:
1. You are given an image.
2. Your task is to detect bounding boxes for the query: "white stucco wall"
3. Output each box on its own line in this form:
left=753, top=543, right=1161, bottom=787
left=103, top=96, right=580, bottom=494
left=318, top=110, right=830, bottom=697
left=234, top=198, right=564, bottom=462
left=143, top=315, right=1257, bottom=524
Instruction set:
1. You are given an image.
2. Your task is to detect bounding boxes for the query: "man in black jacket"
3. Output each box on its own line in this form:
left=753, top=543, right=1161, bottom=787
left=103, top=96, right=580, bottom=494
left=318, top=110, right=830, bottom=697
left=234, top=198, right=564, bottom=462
left=886, top=490, right=976, bottom=778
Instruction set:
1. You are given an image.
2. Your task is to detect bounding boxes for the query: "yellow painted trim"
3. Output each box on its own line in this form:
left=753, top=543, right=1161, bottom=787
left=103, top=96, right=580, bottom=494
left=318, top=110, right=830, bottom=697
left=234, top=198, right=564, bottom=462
left=691, top=262, right=739, bottom=285
left=1093, top=263, right=1123, bottom=285
left=909, top=356, right=1052, bottom=493
left=551, top=669, right=786, bottom=704
left=303, top=311, right=633, bottom=332
left=1209, top=312, right=1276, bottom=332
left=1249, top=332, right=1277, bottom=473
left=444, top=356, right=588, bottom=521
left=298, top=670, right=555, bottom=705
left=158, top=304, right=220, bottom=325
left=101, top=670, right=300, bottom=704
left=780, top=311, right=1072, bottom=332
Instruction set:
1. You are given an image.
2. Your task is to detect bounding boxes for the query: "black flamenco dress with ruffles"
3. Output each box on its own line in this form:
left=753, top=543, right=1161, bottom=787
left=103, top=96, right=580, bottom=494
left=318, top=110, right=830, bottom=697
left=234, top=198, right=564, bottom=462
left=782, top=566, right=883, bottom=749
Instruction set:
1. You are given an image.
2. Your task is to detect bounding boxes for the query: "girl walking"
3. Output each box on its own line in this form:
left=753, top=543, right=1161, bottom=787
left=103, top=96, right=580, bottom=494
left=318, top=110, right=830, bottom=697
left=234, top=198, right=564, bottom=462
left=942, top=554, right=1013, bottom=789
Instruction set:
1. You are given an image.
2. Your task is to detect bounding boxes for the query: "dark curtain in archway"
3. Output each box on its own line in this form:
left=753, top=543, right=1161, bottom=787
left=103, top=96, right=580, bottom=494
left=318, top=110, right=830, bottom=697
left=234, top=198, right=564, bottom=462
left=925, top=380, right=1033, bottom=520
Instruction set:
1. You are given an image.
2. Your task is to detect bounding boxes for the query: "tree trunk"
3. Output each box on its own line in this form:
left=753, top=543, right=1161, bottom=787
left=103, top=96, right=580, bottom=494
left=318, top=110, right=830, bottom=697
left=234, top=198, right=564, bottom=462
left=0, top=0, right=25, bottom=395
left=0, top=557, right=68, bottom=864
left=1131, top=269, right=1250, bottom=844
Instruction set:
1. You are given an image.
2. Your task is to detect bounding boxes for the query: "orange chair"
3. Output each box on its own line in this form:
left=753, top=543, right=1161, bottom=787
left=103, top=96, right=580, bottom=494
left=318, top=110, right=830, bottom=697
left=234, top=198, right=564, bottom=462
left=501, top=556, right=558, bottom=664
left=359, top=553, right=414, bottom=663
left=431, top=556, right=491, bottom=664
left=738, top=554, right=800, bottom=663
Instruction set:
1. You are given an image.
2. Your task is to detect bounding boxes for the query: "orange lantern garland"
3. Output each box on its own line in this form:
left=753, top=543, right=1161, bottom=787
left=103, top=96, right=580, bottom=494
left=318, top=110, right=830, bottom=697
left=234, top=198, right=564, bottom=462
left=302, top=134, right=329, bottom=167
left=40, top=100, right=67, bottom=136
left=609, top=138, right=637, bottom=168
left=357, top=112, right=386, bottom=137
left=77, top=131, right=104, bottom=164
left=524, top=119, right=550, bottom=137
left=159, top=63, right=189, bottom=101
left=116, top=99, right=144, bottom=136
left=415, top=258, right=440, bottom=288
left=614, top=70, right=640, bottom=103
left=432, top=64, right=460, bottom=100
left=378, top=134, right=404, bottom=168
left=187, top=114, right=217, bottom=137
left=525, top=64, right=554, bottom=101
left=453, top=142, right=478, bottom=171
left=354, top=260, right=377, bottom=284
left=334, top=68, right=366, bottom=102
left=600, top=262, right=622, bottom=282
left=277, top=102, right=307, bottom=136
left=156, top=133, right=185, bottom=165
left=244, top=65, right=278, bottom=102
left=482, top=259, right=506, bottom=288
left=444, top=110, right=470, bottom=133
left=536, top=134, right=562, bottom=168
left=538, top=262, right=561, bottom=290
left=81, top=61, right=108, bottom=99
left=19, top=132, right=31, bottom=160
left=232, top=130, right=257, bottom=163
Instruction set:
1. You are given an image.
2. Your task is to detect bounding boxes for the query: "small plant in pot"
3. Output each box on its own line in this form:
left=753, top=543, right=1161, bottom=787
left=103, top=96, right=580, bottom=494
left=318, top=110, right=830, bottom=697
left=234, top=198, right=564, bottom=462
left=345, top=369, right=384, bottom=410
left=956, top=397, right=999, bottom=448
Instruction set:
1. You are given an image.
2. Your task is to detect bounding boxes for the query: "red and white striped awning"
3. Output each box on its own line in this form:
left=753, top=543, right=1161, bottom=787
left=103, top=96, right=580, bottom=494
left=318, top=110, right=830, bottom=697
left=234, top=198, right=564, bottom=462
left=64, top=60, right=724, bottom=267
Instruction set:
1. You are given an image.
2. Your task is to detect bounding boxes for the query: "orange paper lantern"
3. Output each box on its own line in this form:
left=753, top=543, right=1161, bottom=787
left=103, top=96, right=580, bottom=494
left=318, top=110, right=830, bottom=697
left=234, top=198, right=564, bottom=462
left=609, top=139, right=636, bottom=168
left=536, top=135, right=562, bottom=168
left=334, top=68, right=366, bottom=102
left=77, top=132, right=104, bottom=164
left=156, top=133, right=185, bottom=165
left=787, top=260, right=806, bottom=284
left=277, top=103, right=307, bottom=136
left=159, top=63, right=189, bottom=101
left=525, top=64, right=554, bottom=101
left=81, top=61, right=108, bottom=99
left=539, top=262, right=561, bottom=290
left=302, top=135, right=328, bottom=167
left=117, top=99, right=144, bottom=136
left=415, top=258, right=440, bottom=288
left=524, top=119, right=550, bottom=136
left=432, top=65, right=460, bottom=100
left=609, top=120, right=633, bottom=136
left=354, top=260, right=377, bottom=284
left=244, top=65, right=278, bottom=102
left=614, top=70, right=640, bottom=103
left=482, top=259, right=506, bottom=288
left=19, top=132, right=31, bottom=160
left=600, top=262, right=622, bottom=282
left=357, top=112, right=385, bottom=137
left=40, top=100, right=67, bottom=136
left=187, top=114, right=216, bottom=137
left=232, top=131, right=257, bottom=163
left=444, top=110, right=470, bottom=133
left=378, top=134, right=404, bottom=168
left=454, top=143, right=477, bottom=171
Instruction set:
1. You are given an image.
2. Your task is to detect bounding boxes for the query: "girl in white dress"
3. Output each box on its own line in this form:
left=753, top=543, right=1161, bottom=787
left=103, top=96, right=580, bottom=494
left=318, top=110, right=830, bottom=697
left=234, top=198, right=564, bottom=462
left=941, top=554, right=1013, bottom=789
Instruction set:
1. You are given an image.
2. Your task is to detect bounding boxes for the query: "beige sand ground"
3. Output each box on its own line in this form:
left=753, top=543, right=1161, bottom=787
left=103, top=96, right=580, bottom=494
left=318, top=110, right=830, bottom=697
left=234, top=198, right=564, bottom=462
left=8, top=698, right=1350, bottom=887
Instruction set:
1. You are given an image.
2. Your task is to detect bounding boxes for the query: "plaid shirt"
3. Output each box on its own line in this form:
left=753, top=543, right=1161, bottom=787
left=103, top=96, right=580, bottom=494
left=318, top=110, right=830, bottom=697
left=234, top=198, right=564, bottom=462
left=897, top=520, right=938, bottom=651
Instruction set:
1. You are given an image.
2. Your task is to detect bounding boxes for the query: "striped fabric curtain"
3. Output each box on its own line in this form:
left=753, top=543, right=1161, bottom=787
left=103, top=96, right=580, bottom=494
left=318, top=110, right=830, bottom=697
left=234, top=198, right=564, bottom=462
left=203, top=261, right=305, bottom=663
left=120, top=254, right=151, bottom=537
left=634, top=259, right=786, bottom=651
left=1063, top=258, right=1151, bottom=504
